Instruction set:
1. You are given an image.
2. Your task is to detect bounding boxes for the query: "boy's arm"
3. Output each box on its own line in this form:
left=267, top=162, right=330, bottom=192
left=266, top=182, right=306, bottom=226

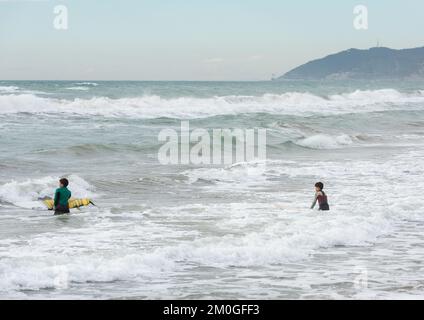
left=310, top=193, right=318, bottom=209
left=54, top=189, right=60, bottom=207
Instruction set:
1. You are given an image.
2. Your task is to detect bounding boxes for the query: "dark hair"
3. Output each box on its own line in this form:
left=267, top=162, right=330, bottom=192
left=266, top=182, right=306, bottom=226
left=315, top=182, right=324, bottom=190
left=60, top=178, right=69, bottom=187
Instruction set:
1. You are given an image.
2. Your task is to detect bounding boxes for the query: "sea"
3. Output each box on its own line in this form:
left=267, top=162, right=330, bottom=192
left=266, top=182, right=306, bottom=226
left=1, top=80, right=424, bottom=299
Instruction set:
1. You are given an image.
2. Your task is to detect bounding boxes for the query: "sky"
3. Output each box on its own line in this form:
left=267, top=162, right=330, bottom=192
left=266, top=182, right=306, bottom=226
left=0, top=0, right=423, bottom=81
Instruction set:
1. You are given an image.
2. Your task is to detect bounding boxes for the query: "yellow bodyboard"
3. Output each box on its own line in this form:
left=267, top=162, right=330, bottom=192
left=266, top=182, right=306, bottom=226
left=43, top=198, right=92, bottom=210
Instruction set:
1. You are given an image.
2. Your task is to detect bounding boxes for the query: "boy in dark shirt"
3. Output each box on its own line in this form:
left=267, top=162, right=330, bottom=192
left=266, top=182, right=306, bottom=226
left=311, top=182, right=330, bottom=211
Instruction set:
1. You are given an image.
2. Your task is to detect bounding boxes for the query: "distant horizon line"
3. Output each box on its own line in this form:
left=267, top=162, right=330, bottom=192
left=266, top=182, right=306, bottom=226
left=0, top=79, right=275, bottom=82
left=1, top=78, right=421, bottom=82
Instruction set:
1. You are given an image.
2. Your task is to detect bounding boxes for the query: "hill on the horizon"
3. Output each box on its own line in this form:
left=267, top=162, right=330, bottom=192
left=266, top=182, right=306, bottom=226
left=279, top=46, right=424, bottom=80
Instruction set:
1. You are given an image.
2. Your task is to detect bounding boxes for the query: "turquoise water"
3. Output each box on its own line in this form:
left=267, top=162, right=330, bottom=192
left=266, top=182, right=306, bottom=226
left=1, top=80, right=424, bottom=299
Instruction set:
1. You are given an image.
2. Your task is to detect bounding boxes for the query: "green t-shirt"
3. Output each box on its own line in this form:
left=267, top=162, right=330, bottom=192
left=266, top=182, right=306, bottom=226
left=54, top=187, right=72, bottom=206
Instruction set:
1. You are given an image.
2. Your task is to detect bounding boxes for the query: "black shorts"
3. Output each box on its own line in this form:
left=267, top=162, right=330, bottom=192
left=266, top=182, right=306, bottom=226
left=54, top=204, right=70, bottom=215
left=319, top=203, right=330, bottom=211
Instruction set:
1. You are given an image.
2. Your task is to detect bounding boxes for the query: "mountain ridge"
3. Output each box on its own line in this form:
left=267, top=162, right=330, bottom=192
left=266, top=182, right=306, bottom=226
left=278, top=46, right=424, bottom=80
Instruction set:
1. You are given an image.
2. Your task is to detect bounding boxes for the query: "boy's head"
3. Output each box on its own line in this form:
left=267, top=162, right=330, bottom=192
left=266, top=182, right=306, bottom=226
left=315, top=182, right=324, bottom=192
left=59, top=178, right=69, bottom=188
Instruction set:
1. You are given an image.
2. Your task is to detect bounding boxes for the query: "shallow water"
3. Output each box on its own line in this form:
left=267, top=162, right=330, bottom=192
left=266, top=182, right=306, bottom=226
left=1, top=80, right=424, bottom=299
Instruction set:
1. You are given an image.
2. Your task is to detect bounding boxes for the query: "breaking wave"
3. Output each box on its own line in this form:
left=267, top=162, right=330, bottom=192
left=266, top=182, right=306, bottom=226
left=294, top=134, right=354, bottom=149
left=0, top=89, right=423, bottom=119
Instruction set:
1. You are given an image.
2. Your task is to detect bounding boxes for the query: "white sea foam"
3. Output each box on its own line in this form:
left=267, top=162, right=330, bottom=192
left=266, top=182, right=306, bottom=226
left=0, top=149, right=423, bottom=295
left=295, top=134, right=354, bottom=149
left=0, top=89, right=423, bottom=118
left=0, top=199, right=399, bottom=293
left=66, top=86, right=90, bottom=91
left=0, top=203, right=393, bottom=292
left=0, top=86, right=50, bottom=95
left=329, top=89, right=405, bottom=102
left=1, top=82, right=424, bottom=298
left=0, top=175, right=95, bottom=209
left=0, top=86, right=20, bottom=93
left=0, top=249, right=176, bottom=292
left=74, top=82, right=99, bottom=86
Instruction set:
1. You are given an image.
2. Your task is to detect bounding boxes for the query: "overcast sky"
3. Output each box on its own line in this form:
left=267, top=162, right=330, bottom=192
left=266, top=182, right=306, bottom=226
left=1, top=0, right=423, bottom=80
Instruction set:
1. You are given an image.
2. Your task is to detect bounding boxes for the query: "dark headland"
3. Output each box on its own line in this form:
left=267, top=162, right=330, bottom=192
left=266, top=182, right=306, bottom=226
left=278, top=46, right=424, bottom=80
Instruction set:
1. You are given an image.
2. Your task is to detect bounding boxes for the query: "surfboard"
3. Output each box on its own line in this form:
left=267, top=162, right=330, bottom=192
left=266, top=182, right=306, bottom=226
left=42, top=198, right=93, bottom=210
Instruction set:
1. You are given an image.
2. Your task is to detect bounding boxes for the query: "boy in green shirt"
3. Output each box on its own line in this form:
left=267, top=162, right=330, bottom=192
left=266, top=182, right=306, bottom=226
left=54, top=178, right=72, bottom=215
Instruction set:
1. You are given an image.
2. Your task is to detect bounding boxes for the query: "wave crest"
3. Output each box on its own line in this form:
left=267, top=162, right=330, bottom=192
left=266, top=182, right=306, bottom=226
left=0, top=89, right=423, bottom=119
left=295, top=134, right=354, bottom=149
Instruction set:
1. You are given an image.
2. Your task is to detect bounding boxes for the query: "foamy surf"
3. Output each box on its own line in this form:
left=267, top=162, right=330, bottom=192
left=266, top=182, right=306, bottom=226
left=0, top=86, right=20, bottom=93
left=295, top=134, right=354, bottom=149
left=0, top=199, right=394, bottom=293
left=0, top=89, right=423, bottom=118
left=1, top=80, right=424, bottom=299
left=66, top=86, right=90, bottom=91
left=74, top=82, right=99, bottom=86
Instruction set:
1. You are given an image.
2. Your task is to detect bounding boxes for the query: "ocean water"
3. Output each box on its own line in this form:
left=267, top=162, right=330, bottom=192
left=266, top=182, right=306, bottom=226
left=1, top=80, right=424, bottom=299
